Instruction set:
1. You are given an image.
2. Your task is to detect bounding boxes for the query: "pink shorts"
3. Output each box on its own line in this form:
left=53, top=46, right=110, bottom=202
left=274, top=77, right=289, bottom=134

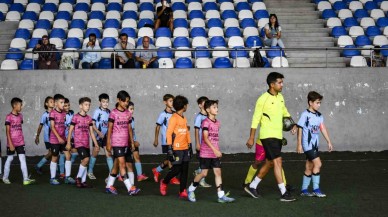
left=255, top=143, right=266, bottom=162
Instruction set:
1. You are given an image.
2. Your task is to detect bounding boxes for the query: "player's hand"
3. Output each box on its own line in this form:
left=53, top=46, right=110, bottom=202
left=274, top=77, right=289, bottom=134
left=9, top=145, right=15, bottom=151
left=167, top=145, right=175, bottom=162
left=134, top=141, right=140, bottom=148
left=297, top=145, right=303, bottom=154
left=66, top=144, right=71, bottom=151
left=58, top=138, right=65, bottom=144
left=214, top=150, right=222, bottom=158
left=153, top=140, right=158, bottom=147
left=95, top=145, right=100, bottom=152
left=35, top=44, right=41, bottom=49
left=35, top=136, right=39, bottom=145
left=246, top=138, right=254, bottom=149
left=195, top=143, right=200, bottom=152
left=328, top=143, right=333, bottom=152
left=106, top=144, right=112, bottom=152
left=131, top=145, right=135, bottom=152
left=98, top=132, right=104, bottom=139
left=290, top=125, right=297, bottom=135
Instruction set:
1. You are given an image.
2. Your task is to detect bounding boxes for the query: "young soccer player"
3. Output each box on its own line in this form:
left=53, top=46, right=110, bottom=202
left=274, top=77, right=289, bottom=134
left=193, top=96, right=211, bottom=188
left=105, top=90, right=140, bottom=195
left=297, top=91, right=333, bottom=197
left=88, top=93, right=112, bottom=180
left=49, top=94, right=75, bottom=185
left=151, top=94, right=180, bottom=185
left=35, top=96, right=54, bottom=175
left=128, top=101, right=148, bottom=182
left=66, top=97, right=98, bottom=188
left=2, top=98, right=35, bottom=185
left=188, top=100, right=235, bottom=203
left=160, top=95, right=192, bottom=198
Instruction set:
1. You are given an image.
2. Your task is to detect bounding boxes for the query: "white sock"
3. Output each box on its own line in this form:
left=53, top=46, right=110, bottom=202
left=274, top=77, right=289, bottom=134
left=124, top=179, right=132, bottom=191
left=188, top=183, right=197, bottom=192
left=0, top=157, right=3, bottom=174
left=128, top=172, right=135, bottom=185
left=3, top=155, right=14, bottom=179
left=106, top=175, right=116, bottom=188
left=217, top=190, right=225, bottom=199
left=77, top=165, right=86, bottom=178
left=50, top=162, right=57, bottom=179
left=82, top=168, right=87, bottom=183
left=278, top=183, right=286, bottom=195
left=249, top=176, right=262, bottom=189
left=65, top=160, right=72, bottom=177
left=18, top=154, right=29, bottom=180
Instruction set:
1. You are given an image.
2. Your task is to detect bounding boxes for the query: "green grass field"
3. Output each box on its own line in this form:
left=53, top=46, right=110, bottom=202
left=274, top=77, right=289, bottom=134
left=0, top=152, right=387, bottom=217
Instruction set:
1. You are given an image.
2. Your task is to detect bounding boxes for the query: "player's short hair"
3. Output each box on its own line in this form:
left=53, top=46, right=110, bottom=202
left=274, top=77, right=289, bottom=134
left=163, top=94, right=174, bottom=101
left=64, top=98, right=70, bottom=104
left=204, top=100, right=218, bottom=110
left=44, top=96, right=53, bottom=110
left=307, top=91, right=323, bottom=103
left=117, top=90, right=130, bottom=102
left=266, top=72, right=284, bottom=86
left=11, top=97, right=22, bottom=107
left=79, top=97, right=91, bottom=105
left=173, top=95, right=188, bottom=111
left=128, top=101, right=134, bottom=107
left=53, top=94, right=65, bottom=102
left=99, top=93, right=109, bottom=102
left=197, top=96, right=209, bottom=105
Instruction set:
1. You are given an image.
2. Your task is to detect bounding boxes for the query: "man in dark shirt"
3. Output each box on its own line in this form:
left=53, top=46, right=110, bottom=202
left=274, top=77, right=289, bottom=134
left=155, top=0, right=173, bottom=32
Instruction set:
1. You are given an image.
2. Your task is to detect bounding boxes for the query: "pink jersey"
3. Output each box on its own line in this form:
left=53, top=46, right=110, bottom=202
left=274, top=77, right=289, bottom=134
left=49, top=109, right=66, bottom=144
left=200, top=118, right=220, bottom=159
left=5, top=113, right=25, bottom=147
left=71, top=113, right=93, bottom=148
left=109, top=108, right=132, bottom=147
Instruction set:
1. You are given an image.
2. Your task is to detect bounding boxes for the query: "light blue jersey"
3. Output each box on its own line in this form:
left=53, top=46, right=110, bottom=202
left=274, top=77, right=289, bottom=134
left=131, top=117, right=137, bottom=142
left=92, top=107, right=110, bottom=140
left=65, top=110, right=74, bottom=139
left=39, top=111, right=51, bottom=142
left=156, top=110, right=174, bottom=145
left=194, top=112, right=207, bottom=144
left=297, top=109, right=324, bottom=152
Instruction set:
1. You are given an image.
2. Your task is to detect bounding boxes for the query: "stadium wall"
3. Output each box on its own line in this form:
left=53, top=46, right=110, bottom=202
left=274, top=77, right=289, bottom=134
left=0, top=68, right=387, bottom=156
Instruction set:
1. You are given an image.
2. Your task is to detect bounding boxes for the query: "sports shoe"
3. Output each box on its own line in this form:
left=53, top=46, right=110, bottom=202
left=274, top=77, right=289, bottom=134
left=244, top=186, right=259, bottom=198
left=137, top=174, right=149, bottom=182
left=286, top=184, right=296, bottom=192
left=88, top=173, right=96, bottom=180
left=105, top=186, right=118, bottom=195
left=59, top=174, right=65, bottom=179
left=300, top=189, right=314, bottom=197
left=280, top=191, right=296, bottom=202
left=50, top=178, right=60, bottom=185
left=313, top=189, right=326, bottom=198
left=179, top=189, right=188, bottom=199
left=23, top=178, right=36, bottom=186
left=218, top=195, right=235, bottom=203
left=170, top=177, right=180, bottom=185
left=128, top=186, right=141, bottom=196
left=199, top=178, right=212, bottom=188
left=34, top=166, right=43, bottom=175
left=187, top=190, right=196, bottom=202
left=65, top=176, right=76, bottom=185
left=81, top=182, right=92, bottom=188
left=152, top=168, right=160, bottom=183
left=160, top=179, right=168, bottom=196
left=3, top=178, right=11, bottom=184
left=76, top=178, right=82, bottom=188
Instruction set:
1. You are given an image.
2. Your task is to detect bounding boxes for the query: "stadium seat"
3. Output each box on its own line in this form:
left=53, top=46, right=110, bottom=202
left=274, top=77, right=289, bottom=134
left=138, top=27, right=154, bottom=38
left=56, top=11, right=71, bottom=21
left=123, top=2, right=137, bottom=12
left=101, top=37, right=117, bottom=48
left=235, top=57, right=250, bottom=68
left=87, top=19, right=103, bottom=29
left=349, top=26, right=365, bottom=37
left=204, top=2, right=218, bottom=11
left=65, top=37, right=82, bottom=49
left=190, top=18, right=206, bottom=29
left=175, top=57, right=193, bottom=68
left=359, top=0, right=372, bottom=4
left=354, top=9, right=369, bottom=19
left=155, top=27, right=172, bottom=38
left=267, top=46, right=285, bottom=58
left=73, top=11, right=88, bottom=21
left=156, top=37, right=172, bottom=48
left=210, top=36, right=226, bottom=48
left=370, top=9, right=385, bottom=20
left=14, top=28, right=31, bottom=40
left=230, top=46, right=248, bottom=58
left=355, top=35, right=372, bottom=46
left=174, top=18, right=188, bottom=28
left=10, top=38, right=27, bottom=50
left=252, top=2, right=266, bottom=12
left=189, top=10, right=205, bottom=19
left=53, top=19, right=69, bottom=31
left=172, top=2, right=186, bottom=11
left=6, top=11, right=21, bottom=21
left=107, top=2, right=122, bottom=11
left=225, top=27, right=241, bottom=37
left=6, top=48, right=24, bottom=60
left=103, top=28, right=118, bottom=38
left=224, top=18, right=240, bottom=28
left=206, top=10, right=221, bottom=19
left=208, top=27, right=224, bottom=38
left=173, top=27, right=189, bottom=38
left=158, top=58, right=174, bottom=69
left=271, top=57, right=289, bottom=68
left=220, top=2, right=234, bottom=12
left=366, top=26, right=381, bottom=37
left=32, top=29, right=48, bottom=39
left=139, top=2, right=153, bottom=12
left=373, top=35, right=388, bottom=46
left=342, top=45, right=361, bottom=57
left=70, top=19, right=86, bottom=30
left=195, top=58, right=212, bottom=68
left=322, top=9, right=337, bottom=20
left=173, top=37, right=190, bottom=48
left=36, top=19, right=51, bottom=30
left=192, top=37, right=209, bottom=48
left=332, top=26, right=347, bottom=37
left=350, top=56, right=368, bottom=67
left=0, top=3, right=8, bottom=14
left=190, top=27, right=207, bottom=38
left=238, top=10, right=253, bottom=20
left=243, top=27, right=259, bottom=39
left=45, top=0, right=60, bottom=4
left=42, top=3, right=57, bottom=12
left=236, top=2, right=250, bottom=11
left=173, top=10, right=187, bottom=19
left=58, top=3, right=73, bottom=12
left=75, top=3, right=90, bottom=12
left=254, top=10, right=269, bottom=19
left=212, top=47, right=229, bottom=58
left=246, top=36, right=263, bottom=47
left=258, top=18, right=269, bottom=29
left=344, top=17, right=359, bottom=28
left=104, top=19, right=120, bottom=29
left=377, top=17, right=388, bottom=28
left=207, top=18, right=223, bottom=28
left=50, top=28, right=66, bottom=39
left=360, top=45, right=374, bottom=56
left=333, top=1, right=347, bottom=11
left=137, top=19, right=154, bottom=28
left=384, top=27, right=388, bottom=37
left=381, top=45, right=388, bottom=57
left=9, top=3, right=24, bottom=13
left=338, top=9, right=353, bottom=20
left=139, top=10, right=154, bottom=20
left=106, top=11, right=121, bottom=20
left=26, top=3, right=41, bottom=14
left=1, top=59, right=18, bottom=70
left=221, top=10, right=237, bottom=19
left=175, top=47, right=191, bottom=58
left=0, top=12, right=6, bottom=21
left=365, top=1, right=378, bottom=10
left=338, top=35, right=354, bottom=47
left=50, top=38, right=64, bottom=49
left=28, top=38, right=40, bottom=49
left=20, top=59, right=38, bottom=70
left=99, top=58, right=112, bottom=69
left=68, top=28, right=84, bottom=40
left=122, top=19, right=137, bottom=29
left=349, top=1, right=363, bottom=12
left=85, top=28, right=102, bottom=38
left=91, top=2, right=106, bottom=12
left=360, top=17, right=376, bottom=29
left=214, top=57, right=232, bottom=68
left=318, top=1, right=332, bottom=11
left=188, top=2, right=202, bottom=12
left=122, top=11, right=138, bottom=20
left=327, top=18, right=342, bottom=28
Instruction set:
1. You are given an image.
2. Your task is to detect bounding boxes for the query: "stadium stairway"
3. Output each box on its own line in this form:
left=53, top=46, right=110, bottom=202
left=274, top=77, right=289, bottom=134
left=0, top=21, right=18, bottom=61
left=264, top=0, right=347, bottom=67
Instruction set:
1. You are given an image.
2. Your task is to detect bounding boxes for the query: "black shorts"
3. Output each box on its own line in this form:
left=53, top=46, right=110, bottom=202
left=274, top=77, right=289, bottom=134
left=261, top=138, right=283, bottom=160
left=7, top=145, right=26, bottom=155
left=112, top=147, right=128, bottom=158
left=305, top=148, right=320, bottom=161
left=172, top=150, right=190, bottom=165
left=45, top=142, right=51, bottom=150
left=77, top=147, right=91, bottom=160
left=125, top=148, right=134, bottom=163
left=94, top=137, right=107, bottom=148
left=162, top=145, right=169, bottom=154
left=51, top=143, right=66, bottom=156
left=200, top=157, right=221, bottom=169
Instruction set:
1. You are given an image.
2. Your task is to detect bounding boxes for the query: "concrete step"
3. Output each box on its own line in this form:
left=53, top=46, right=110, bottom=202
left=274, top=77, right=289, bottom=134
left=278, top=19, right=325, bottom=24
left=286, top=41, right=335, bottom=47
left=287, top=57, right=345, bottom=64
left=281, top=23, right=324, bottom=28
left=282, top=28, right=329, bottom=33
left=283, top=37, right=333, bottom=42
left=270, top=11, right=320, bottom=16
left=289, top=62, right=347, bottom=67
left=283, top=32, right=330, bottom=37
left=287, top=51, right=341, bottom=58
left=264, top=0, right=312, bottom=2
left=276, top=14, right=321, bottom=20
left=266, top=3, right=316, bottom=8
left=269, top=7, right=316, bottom=12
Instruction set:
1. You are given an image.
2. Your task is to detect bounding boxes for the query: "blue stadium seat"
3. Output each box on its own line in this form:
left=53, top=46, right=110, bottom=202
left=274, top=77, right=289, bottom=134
left=20, top=59, right=37, bottom=70
left=207, top=18, right=223, bottom=28
left=137, top=37, right=154, bottom=46
left=70, top=19, right=86, bottom=29
left=186, top=0, right=201, bottom=3
left=99, top=58, right=112, bottom=69
left=156, top=27, right=172, bottom=38
left=121, top=28, right=137, bottom=38
left=262, top=57, right=270, bottom=68
left=355, top=35, right=372, bottom=46
left=189, top=10, right=205, bottom=19
left=56, top=11, right=71, bottom=21
left=90, top=11, right=105, bottom=20
left=254, top=10, right=269, bottom=19
left=173, top=37, right=190, bottom=48
left=61, top=0, right=76, bottom=4
left=0, top=0, right=13, bottom=3
left=225, top=27, right=241, bottom=37
left=14, top=29, right=31, bottom=40
left=65, top=38, right=82, bottom=49
left=42, top=3, right=57, bottom=13
left=343, top=0, right=357, bottom=4
left=9, top=3, right=24, bottom=13
left=354, top=9, right=369, bottom=19
left=236, top=2, right=250, bottom=11
left=175, top=58, right=193, bottom=68
left=138, top=19, right=154, bottom=28
left=342, top=45, right=361, bottom=57
left=36, top=20, right=51, bottom=30
left=365, top=1, right=378, bottom=10
left=190, top=27, right=207, bottom=38
left=123, top=11, right=138, bottom=20
left=123, top=0, right=137, bottom=2
left=377, top=17, right=388, bottom=28
left=249, top=0, right=262, bottom=3
left=6, top=48, right=23, bottom=60
left=174, top=18, right=188, bottom=28
left=0, top=12, right=4, bottom=21
left=210, top=36, right=226, bottom=48
left=322, top=9, right=337, bottom=20
left=193, top=47, right=211, bottom=58
left=107, top=2, right=122, bottom=12
left=331, top=26, right=347, bottom=38
left=366, top=26, right=381, bottom=37
left=214, top=57, right=232, bottom=68
left=204, top=2, right=218, bottom=11
left=172, top=2, right=186, bottom=11
left=260, top=27, right=266, bottom=37
left=92, top=0, right=107, bottom=3
left=74, top=3, right=90, bottom=12
left=246, top=36, right=264, bottom=47
left=222, top=10, right=238, bottom=19
left=104, top=19, right=120, bottom=29
left=381, top=45, right=388, bottom=57
left=101, top=37, right=117, bottom=49
left=28, top=38, right=40, bottom=49
left=139, top=2, right=154, bottom=12
left=157, top=48, right=173, bottom=58
left=333, top=1, right=347, bottom=11
left=344, top=17, right=359, bottom=28
left=230, top=46, right=248, bottom=58
left=50, top=28, right=66, bottom=39
left=22, top=11, right=38, bottom=21
left=85, top=28, right=102, bottom=38
left=374, top=0, right=383, bottom=5
left=267, top=46, right=285, bottom=58
left=240, top=18, right=256, bottom=28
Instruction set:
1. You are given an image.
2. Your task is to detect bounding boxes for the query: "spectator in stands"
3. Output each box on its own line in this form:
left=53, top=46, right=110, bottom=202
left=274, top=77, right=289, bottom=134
left=372, top=46, right=386, bottom=67
left=135, top=36, right=159, bottom=69
left=155, top=0, right=173, bottom=32
left=81, top=33, right=101, bottom=69
left=264, top=14, right=286, bottom=50
left=111, top=33, right=136, bottom=69
left=33, top=35, right=59, bottom=69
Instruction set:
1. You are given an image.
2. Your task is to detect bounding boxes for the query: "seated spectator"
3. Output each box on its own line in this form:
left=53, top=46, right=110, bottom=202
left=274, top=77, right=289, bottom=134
left=155, top=0, right=173, bottom=32
left=33, top=35, right=59, bottom=69
left=372, top=46, right=386, bottom=67
left=111, top=33, right=135, bottom=69
left=135, top=36, right=159, bottom=68
left=264, top=14, right=285, bottom=49
left=81, top=33, right=101, bottom=69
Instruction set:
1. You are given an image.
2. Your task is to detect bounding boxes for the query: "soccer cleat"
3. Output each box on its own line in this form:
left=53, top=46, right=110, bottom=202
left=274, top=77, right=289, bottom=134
left=76, top=178, right=82, bottom=188
left=59, top=174, right=65, bottom=179
left=34, top=166, right=43, bottom=175
left=128, top=186, right=141, bottom=196
left=170, top=177, right=180, bottom=185
left=105, top=186, right=118, bottom=195
left=280, top=191, right=297, bottom=202
left=137, top=174, right=149, bottom=182
left=244, top=186, right=259, bottom=199
left=300, top=189, right=314, bottom=197
left=65, top=176, right=76, bottom=185
left=152, top=168, right=160, bottom=183
left=88, top=173, right=96, bottom=180
left=160, top=179, right=168, bottom=196
left=50, top=178, right=60, bottom=185
left=3, top=178, right=11, bottom=184
left=187, top=190, right=196, bottom=202
left=313, top=189, right=327, bottom=198
left=23, top=178, right=36, bottom=186
left=218, top=195, right=236, bottom=203
left=179, top=189, right=188, bottom=199
left=199, top=178, right=212, bottom=188
left=286, top=184, right=296, bottom=192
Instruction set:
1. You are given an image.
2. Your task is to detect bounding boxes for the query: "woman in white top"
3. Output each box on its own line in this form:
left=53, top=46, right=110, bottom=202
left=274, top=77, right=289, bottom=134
left=264, top=14, right=285, bottom=49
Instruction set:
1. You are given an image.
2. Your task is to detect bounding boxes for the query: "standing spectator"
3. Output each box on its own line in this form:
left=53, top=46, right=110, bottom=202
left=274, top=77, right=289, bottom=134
left=135, top=36, right=159, bottom=69
left=111, top=33, right=135, bottom=69
left=155, top=0, right=173, bottom=32
left=81, top=33, right=101, bottom=69
left=264, top=14, right=285, bottom=49
left=33, top=35, right=59, bottom=69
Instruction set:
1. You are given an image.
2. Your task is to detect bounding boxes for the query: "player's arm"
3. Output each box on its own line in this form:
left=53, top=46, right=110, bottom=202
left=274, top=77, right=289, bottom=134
left=296, top=127, right=303, bottom=153
left=153, top=124, right=161, bottom=147
left=283, top=100, right=297, bottom=134
left=89, top=125, right=99, bottom=151
left=66, top=125, right=74, bottom=150
left=165, top=117, right=176, bottom=162
left=35, top=124, right=43, bottom=145
left=194, top=128, right=200, bottom=151
left=50, top=119, right=64, bottom=144
left=106, top=121, right=113, bottom=152
left=203, top=129, right=222, bottom=158
left=247, top=98, right=264, bottom=148
left=92, top=120, right=103, bottom=139
left=128, top=121, right=135, bottom=151
left=5, top=124, right=14, bottom=151
left=320, top=123, right=333, bottom=152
